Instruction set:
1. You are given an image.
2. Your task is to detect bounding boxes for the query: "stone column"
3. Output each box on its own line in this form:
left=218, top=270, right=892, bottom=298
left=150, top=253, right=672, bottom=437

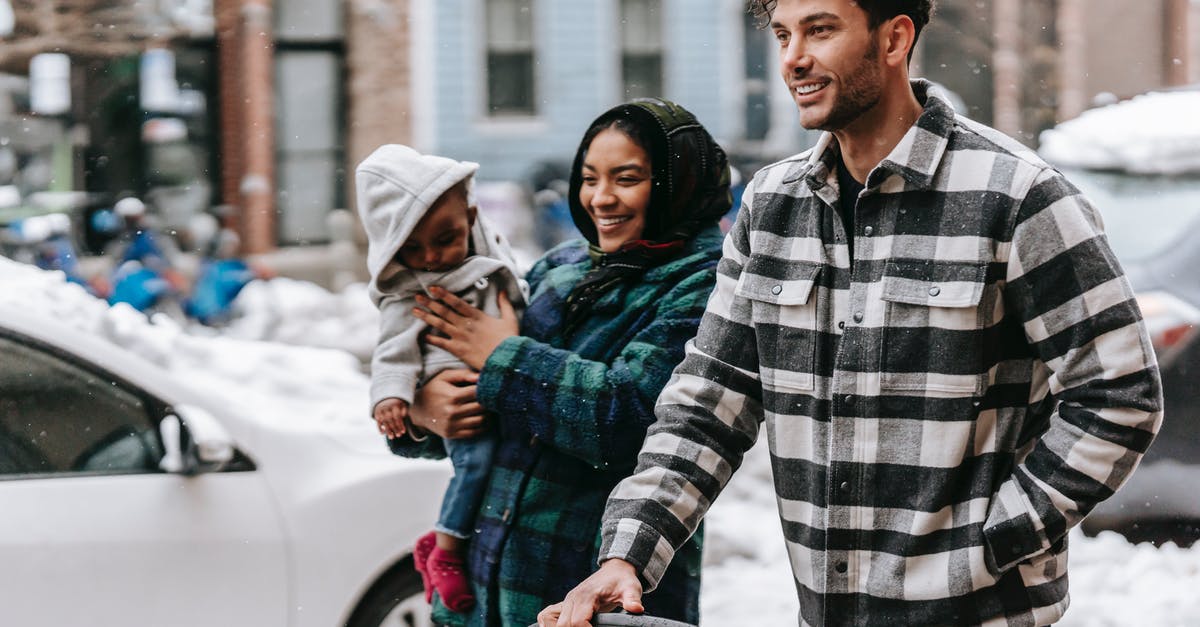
left=1165, top=0, right=1191, bottom=85
left=214, top=0, right=276, bottom=253
left=345, top=0, right=412, bottom=214
left=1056, top=0, right=1088, bottom=122
left=992, top=0, right=1022, bottom=137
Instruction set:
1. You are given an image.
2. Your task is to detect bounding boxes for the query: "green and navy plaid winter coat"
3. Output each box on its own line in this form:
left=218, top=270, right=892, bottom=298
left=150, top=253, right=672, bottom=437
left=393, top=226, right=724, bottom=626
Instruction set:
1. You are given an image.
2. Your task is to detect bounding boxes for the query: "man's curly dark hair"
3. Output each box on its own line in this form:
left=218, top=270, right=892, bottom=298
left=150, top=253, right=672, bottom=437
left=748, top=0, right=935, bottom=49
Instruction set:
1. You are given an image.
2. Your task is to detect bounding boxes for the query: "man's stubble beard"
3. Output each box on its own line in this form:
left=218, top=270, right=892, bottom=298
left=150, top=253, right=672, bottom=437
left=807, top=38, right=884, bottom=132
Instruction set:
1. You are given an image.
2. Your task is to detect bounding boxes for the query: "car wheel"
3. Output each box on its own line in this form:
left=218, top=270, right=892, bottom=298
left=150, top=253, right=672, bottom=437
left=346, top=563, right=434, bottom=627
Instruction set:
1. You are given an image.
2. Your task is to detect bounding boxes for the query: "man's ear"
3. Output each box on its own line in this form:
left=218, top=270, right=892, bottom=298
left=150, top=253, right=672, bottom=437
left=883, top=15, right=917, bottom=68
left=467, top=205, right=478, bottom=227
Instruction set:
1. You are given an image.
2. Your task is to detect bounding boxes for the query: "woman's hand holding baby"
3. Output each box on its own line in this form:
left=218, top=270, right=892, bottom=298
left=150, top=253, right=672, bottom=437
left=414, top=287, right=519, bottom=370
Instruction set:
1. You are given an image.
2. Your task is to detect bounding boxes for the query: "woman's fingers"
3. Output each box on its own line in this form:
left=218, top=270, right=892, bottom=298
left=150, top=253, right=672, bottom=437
left=497, top=290, right=517, bottom=321
left=451, top=402, right=486, bottom=419
left=429, top=286, right=481, bottom=318
left=413, top=307, right=455, bottom=335
left=449, top=411, right=487, bottom=428
left=418, top=293, right=465, bottom=322
left=439, top=369, right=480, bottom=385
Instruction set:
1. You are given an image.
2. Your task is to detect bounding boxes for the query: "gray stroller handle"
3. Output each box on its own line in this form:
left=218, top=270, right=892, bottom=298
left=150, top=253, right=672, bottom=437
left=529, top=612, right=696, bottom=627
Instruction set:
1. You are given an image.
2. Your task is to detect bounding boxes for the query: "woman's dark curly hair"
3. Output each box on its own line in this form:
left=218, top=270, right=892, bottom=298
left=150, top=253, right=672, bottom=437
left=747, top=0, right=935, bottom=55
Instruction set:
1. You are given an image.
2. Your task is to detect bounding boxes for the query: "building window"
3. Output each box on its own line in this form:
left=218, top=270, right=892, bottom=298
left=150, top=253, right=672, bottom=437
left=620, top=0, right=663, bottom=100
left=743, top=8, right=770, bottom=140
left=274, top=50, right=343, bottom=244
left=485, top=0, right=536, bottom=115
left=274, top=0, right=345, bottom=244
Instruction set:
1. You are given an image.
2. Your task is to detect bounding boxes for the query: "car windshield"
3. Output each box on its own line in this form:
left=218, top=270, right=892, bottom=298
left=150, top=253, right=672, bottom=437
left=1065, top=169, right=1200, bottom=262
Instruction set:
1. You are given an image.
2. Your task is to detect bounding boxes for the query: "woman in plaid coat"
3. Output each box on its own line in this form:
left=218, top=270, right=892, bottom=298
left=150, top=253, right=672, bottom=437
left=391, top=98, right=733, bottom=626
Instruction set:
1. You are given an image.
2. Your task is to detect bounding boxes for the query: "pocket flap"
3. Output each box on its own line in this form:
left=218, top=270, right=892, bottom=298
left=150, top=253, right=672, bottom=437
left=735, top=256, right=821, bottom=305
left=881, top=260, right=986, bottom=307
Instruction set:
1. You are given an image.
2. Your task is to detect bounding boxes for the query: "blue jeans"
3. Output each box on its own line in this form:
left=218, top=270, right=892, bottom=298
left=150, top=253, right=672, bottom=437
left=436, top=432, right=496, bottom=539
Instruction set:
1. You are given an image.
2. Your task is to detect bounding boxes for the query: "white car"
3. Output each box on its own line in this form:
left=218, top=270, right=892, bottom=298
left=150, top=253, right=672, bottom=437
left=0, top=305, right=450, bottom=627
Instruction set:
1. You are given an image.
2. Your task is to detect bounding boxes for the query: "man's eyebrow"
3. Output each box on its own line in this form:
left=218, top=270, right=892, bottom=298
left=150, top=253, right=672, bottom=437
left=771, top=11, right=842, bottom=29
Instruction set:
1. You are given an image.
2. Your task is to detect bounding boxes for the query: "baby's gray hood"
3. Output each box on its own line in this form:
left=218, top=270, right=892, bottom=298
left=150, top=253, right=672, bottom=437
left=355, top=144, right=481, bottom=282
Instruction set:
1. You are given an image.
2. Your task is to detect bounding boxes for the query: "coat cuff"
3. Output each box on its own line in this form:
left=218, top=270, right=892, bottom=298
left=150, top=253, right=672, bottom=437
left=599, top=518, right=676, bottom=593
left=369, top=374, right=417, bottom=411
left=983, top=476, right=1051, bottom=573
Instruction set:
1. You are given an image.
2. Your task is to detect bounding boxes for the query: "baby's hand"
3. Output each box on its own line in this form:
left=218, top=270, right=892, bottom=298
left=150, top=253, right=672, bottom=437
left=373, top=398, right=409, bottom=439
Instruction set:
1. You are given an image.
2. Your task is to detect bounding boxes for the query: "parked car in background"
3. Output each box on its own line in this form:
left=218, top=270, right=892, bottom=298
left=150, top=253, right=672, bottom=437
left=1040, top=88, right=1200, bottom=546
left=1062, top=168, right=1200, bottom=546
left=0, top=305, right=448, bottom=627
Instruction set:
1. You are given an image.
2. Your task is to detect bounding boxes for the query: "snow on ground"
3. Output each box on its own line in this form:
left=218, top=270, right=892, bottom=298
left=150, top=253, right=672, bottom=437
left=4, top=257, right=1200, bottom=625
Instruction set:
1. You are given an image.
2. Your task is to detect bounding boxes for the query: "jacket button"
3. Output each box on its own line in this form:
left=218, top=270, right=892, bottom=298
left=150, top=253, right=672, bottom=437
left=838, top=320, right=845, bottom=330
left=929, top=286, right=941, bottom=297
left=771, top=285, right=783, bottom=295
left=853, top=311, right=864, bottom=323
left=864, top=226, right=873, bottom=236
left=835, top=562, right=848, bottom=574
left=840, top=481, right=850, bottom=492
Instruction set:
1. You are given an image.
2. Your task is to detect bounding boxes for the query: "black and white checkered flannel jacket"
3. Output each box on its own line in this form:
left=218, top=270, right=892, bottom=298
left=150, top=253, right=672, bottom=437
left=600, top=80, right=1163, bottom=627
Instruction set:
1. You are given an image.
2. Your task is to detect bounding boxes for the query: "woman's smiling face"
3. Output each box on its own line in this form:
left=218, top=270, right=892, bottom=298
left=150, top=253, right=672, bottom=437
left=578, top=127, right=652, bottom=252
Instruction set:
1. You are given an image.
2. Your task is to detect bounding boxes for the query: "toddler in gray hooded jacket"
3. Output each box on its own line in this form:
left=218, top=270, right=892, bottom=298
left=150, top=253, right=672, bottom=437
left=356, top=144, right=528, bottom=613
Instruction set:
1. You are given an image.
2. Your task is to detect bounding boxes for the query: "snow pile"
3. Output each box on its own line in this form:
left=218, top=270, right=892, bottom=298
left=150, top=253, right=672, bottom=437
left=1063, top=531, right=1200, bottom=626
left=4, top=256, right=1200, bottom=624
left=705, top=441, right=1200, bottom=626
left=1038, top=90, right=1200, bottom=175
left=221, top=277, right=379, bottom=364
left=0, top=257, right=371, bottom=426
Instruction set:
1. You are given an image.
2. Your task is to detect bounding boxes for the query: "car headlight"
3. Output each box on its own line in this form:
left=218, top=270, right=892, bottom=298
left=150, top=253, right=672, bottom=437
left=1136, top=290, right=1200, bottom=365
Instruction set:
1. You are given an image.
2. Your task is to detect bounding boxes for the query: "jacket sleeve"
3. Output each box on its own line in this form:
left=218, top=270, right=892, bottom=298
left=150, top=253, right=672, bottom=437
left=596, top=184, right=768, bottom=591
left=474, top=263, right=721, bottom=469
left=369, top=293, right=424, bottom=410
left=985, top=167, right=1163, bottom=572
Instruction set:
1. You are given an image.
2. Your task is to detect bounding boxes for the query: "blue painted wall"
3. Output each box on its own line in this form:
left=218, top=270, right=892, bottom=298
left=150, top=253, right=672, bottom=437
left=426, top=0, right=736, bottom=183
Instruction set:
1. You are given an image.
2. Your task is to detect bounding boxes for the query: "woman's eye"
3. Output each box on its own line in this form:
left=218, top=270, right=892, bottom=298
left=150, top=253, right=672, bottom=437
left=618, top=177, right=641, bottom=185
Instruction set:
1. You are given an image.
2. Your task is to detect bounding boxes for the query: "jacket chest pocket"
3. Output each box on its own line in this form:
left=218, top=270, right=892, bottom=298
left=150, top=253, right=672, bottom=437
left=879, top=260, right=989, bottom=396
left=736, top=258, right=821, bottom=393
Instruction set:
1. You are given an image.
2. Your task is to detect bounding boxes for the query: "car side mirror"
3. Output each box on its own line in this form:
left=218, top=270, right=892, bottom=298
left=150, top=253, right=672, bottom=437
left=158, top=404, right=235, bottom=475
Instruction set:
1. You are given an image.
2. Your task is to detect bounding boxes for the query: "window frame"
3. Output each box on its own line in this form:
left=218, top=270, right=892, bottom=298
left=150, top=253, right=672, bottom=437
left=617, top=0, right=666, bottom=101
left=478, top=0, right=541, bottom=120
left=272, top=41, right=348, bottom=244
left=273, top=0, right=347, bottom=246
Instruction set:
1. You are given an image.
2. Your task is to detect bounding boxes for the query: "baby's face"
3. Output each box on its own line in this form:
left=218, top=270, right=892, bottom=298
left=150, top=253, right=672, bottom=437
left=396, top=189, right=474, bottom=272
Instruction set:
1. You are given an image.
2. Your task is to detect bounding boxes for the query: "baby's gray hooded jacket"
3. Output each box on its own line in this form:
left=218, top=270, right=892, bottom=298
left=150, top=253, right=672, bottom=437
left=356, top=144, right=528, bottom=410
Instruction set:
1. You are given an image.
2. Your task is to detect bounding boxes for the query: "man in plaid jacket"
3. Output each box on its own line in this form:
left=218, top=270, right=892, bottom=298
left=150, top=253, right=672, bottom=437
left=541, top=1, right=1163, bottom=626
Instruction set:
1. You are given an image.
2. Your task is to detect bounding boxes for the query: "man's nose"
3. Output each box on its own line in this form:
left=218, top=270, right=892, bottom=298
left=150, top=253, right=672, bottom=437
left=781, top=39, right=811, bottom=74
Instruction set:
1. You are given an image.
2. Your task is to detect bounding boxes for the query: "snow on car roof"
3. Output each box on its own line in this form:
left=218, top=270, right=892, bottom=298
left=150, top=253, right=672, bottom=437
left=1038, top=89, right=1200, bottom=176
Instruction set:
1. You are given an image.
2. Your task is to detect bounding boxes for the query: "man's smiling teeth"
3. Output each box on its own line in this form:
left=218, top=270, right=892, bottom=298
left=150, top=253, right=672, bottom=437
left=598, top=216, right=632, bottom=226
left=796, top=83, right=826, bottom=95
